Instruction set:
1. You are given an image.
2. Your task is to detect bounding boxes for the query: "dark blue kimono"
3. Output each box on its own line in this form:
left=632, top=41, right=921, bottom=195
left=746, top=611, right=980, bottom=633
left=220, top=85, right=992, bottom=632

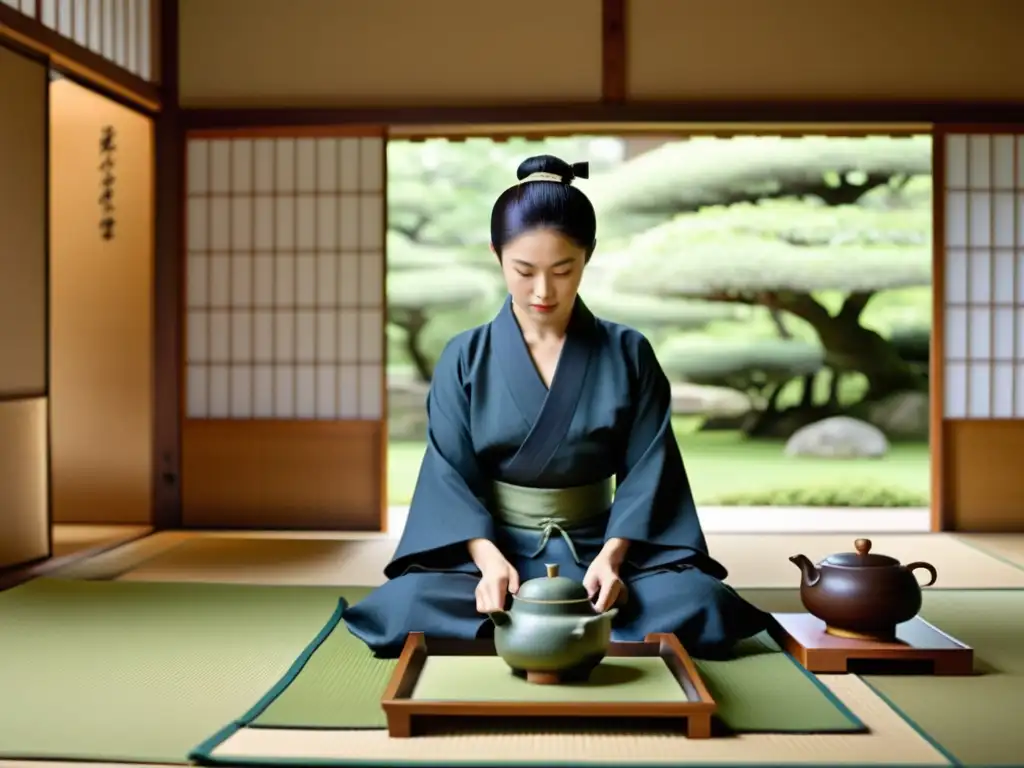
left=343, top=296, right=770, bottom=659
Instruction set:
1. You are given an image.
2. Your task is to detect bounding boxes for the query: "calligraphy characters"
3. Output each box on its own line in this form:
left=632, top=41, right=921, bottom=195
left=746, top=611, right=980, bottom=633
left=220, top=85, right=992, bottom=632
left=98, top=125, right=117, bottom=240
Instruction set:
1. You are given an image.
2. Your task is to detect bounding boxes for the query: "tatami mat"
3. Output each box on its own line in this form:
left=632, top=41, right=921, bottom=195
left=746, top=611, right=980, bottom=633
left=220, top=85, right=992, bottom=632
left=118, top=536, right=398, bottom=586
left=955, top=533, right=1024, bottom=569
left=18, top=528, right=1023, bottom=767
left=75, top=531, right=1024, bottom=589
left=206, top=675, right=947, bottom=766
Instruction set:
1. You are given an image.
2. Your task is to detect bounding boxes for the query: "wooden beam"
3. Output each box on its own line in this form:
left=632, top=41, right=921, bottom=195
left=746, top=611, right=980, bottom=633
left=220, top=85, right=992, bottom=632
left=930, top=130, right=949, bottom=532
left=151, top=0, right=182, bottom=529
left=602, top=0, right=627, bottom=102
left=181, top=100, right=1024, bottom=131
left=0, top=2, right=160, bottom=114
left=385, top=122, right=929, bottom=141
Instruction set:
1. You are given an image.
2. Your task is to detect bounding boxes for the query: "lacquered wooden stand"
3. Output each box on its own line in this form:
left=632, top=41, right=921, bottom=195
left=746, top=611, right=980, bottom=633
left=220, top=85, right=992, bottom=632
left=771, top=613, right=974, bottom=676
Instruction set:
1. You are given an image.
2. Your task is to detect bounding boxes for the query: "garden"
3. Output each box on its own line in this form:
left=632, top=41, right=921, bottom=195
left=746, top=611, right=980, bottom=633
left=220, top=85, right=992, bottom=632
left=385, top=134, right=933, bottom=508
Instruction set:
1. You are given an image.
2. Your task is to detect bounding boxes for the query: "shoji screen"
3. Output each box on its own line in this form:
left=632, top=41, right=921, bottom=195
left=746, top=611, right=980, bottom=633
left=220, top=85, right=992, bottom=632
left=1, top=0, right=152, bottom=80
left=181, top=130, right=387, bottom=530
left=942, top=134, right=1024, bottom=418
left=940, top=130, right=1024, bottom=531
left=0, top=41, right=50, bottom=567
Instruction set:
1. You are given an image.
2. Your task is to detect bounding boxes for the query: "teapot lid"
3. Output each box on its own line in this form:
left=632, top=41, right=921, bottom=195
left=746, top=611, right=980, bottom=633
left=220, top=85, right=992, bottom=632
left=515, top=564, right=590, bottom=602
left=824, top=538, right=901, bottom=568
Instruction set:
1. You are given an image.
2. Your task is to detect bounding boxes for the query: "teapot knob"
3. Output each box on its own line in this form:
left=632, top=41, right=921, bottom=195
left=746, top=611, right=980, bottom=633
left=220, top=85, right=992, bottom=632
left=545, top=563, right=559, bottom=579
left=854, top=538, right=872, bottom=556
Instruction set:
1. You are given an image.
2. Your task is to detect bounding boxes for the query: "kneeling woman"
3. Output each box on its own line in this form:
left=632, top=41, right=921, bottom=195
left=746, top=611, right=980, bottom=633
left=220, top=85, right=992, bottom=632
left=344, top=154, right=771, bottom=659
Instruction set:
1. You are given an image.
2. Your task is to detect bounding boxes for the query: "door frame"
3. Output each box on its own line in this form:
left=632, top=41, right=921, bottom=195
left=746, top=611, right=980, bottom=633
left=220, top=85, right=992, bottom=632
left=173, top=121, right=949, bottom=531
left=0, top=35, right=52, bottom=564
left=389, top=123, right=948, bottom=530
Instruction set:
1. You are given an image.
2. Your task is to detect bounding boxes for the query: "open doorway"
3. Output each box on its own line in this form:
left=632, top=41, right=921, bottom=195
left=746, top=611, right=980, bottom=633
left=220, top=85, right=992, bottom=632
left=384, top=132, right=933, bottom=533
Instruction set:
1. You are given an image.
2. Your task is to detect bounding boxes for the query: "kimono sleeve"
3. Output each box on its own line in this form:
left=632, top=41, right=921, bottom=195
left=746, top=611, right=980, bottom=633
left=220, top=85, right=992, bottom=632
left=604, top=335, right=728, bottom=579
left=383, top=340, right=497, bottom=579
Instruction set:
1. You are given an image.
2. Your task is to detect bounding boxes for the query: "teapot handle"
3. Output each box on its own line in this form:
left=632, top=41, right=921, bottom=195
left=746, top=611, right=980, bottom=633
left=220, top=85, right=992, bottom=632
left=905, top=561, right=937, bottom=587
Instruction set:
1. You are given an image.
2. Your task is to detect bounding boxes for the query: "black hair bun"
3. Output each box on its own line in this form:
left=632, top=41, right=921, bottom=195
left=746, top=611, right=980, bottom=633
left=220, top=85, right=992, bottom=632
left=516, top=155, right=590, bottom=184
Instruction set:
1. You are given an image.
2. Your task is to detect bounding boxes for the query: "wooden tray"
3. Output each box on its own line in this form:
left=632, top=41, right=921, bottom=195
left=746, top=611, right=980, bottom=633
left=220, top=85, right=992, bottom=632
left=380, top=632, right=717, bottom=738
left=770, top=612, right=974, bottom=675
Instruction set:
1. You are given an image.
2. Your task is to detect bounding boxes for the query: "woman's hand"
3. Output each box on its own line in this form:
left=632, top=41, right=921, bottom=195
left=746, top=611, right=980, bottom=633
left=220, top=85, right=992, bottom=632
left=468, top=538, right=520, bottom=613
left=475, top=558, right=520, bottom=613
left=584, top=538, right=630, bottom=613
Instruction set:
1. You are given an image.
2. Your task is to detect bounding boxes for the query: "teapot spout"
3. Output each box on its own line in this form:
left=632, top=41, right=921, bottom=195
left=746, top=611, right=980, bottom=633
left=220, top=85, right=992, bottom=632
left=488, top=610, right=511, bottom=628
left=789, top=554, right=821, bottom=587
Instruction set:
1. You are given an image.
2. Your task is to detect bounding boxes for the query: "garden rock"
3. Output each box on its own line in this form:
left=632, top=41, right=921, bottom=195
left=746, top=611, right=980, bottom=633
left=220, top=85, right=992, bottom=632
left=863, top=391, right=929, bottom=440
left=784, top=416, right=889, bottom=459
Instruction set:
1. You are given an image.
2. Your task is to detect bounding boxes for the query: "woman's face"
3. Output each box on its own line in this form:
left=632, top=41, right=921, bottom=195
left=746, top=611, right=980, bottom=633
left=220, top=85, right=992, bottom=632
left=496, top=229, right=587, bottom=328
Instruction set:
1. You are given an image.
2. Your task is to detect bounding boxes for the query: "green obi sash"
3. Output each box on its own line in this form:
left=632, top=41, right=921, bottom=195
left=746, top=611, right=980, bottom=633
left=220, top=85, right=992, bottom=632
left=490, top=477, right=614, bottom=565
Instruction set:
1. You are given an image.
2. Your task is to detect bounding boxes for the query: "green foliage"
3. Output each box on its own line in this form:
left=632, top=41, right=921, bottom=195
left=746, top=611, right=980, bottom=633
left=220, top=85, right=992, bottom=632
left=386, top=232, right=480, bottom=272
left=590, top=134, right=932, bottom=232
left=658, top=337, right=824, bottom=391
left=386, top=140, right=510, bottom=248
left=419, top=307, right=498, bottom=365
left=389, top=430, right=931, bottom=507
left=383, top=135, right=934, bottom=396
left=387, top=255, right=501, bottom=380
left=704, top=484, right=929, bottom=508
left=584, top=291, right=745, bottom=330
left=613, top=201, right=932, bottom=296
left=387, top=136, right=622, bottom=247
left=858, top=174, right=933, bottom=209
left=387, top=267, right=500, bottom=312
left=386, top=308, right=497, bottom=372
left=660, top=200, right=931, bottom=247
left=774, top=370, right=868, bottom=411
left=819, top=287, right=932, bottom=338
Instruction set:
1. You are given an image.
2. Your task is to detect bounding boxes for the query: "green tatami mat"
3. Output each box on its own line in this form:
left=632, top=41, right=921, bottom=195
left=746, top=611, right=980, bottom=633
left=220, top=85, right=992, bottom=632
left=742, top=588, right=1024, bottom=766
left=243, top=599, right=862, bottom=734
left=863, top=590, right=1024, bottom=767
left=0, top=578, right=367, bottom=764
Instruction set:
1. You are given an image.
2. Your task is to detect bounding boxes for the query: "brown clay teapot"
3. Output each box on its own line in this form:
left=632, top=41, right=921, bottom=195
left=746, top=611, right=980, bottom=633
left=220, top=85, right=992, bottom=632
left=790, top=538, right=938, bottom=641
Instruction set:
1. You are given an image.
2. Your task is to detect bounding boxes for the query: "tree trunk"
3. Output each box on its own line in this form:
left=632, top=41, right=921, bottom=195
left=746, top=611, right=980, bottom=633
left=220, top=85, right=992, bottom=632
left=800, top=373, right=816, bottom=407
left=815, top=320, right=924, bottom=400
left=400, top=311, right=434, bottom=383
left=768, top=308, right=792, bottom=339
left=742, top=382, right=781, bottom=436
left=827, top=369, right=842, bottom=406
left=775, top=292, right=926, bottom=401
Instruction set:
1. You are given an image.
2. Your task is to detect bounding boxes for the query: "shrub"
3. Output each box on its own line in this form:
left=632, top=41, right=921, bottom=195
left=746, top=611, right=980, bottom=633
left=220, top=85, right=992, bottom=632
left=704, top=484, right=928, bottom=507
left=658, top=337, right=824, bottom=401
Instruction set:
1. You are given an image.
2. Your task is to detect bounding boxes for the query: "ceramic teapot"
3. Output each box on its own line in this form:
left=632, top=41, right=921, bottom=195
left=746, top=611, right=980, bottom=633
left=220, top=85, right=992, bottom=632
left=790, top=538, right=938, bottom=641
left=488, top=563, right=618, bottom=684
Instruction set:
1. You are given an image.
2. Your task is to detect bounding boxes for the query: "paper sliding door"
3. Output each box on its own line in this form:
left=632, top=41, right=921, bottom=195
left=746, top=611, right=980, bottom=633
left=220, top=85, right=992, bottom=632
left=937, top=130, right=1024, bottom=530
left=2, top=0, right=153, bottom=80
left=181, top=129, right=387, bottom=530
